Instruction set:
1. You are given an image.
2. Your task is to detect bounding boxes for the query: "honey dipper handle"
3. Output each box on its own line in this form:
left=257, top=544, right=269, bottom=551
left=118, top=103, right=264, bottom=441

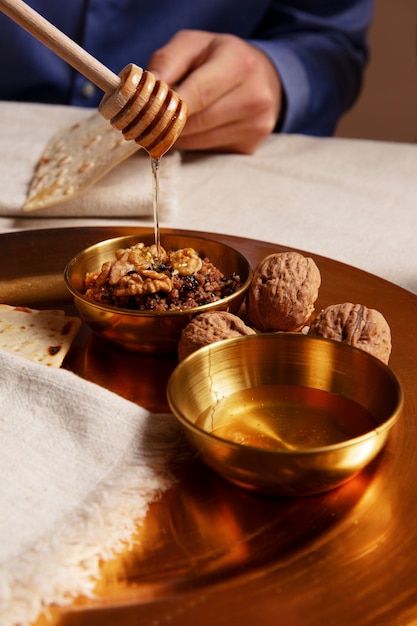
left=0, top=0, right=120, bottom=94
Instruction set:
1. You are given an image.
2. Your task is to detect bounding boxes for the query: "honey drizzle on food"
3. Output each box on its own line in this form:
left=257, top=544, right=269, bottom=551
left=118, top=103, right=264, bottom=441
left=150, top=157, right=162, bottom=266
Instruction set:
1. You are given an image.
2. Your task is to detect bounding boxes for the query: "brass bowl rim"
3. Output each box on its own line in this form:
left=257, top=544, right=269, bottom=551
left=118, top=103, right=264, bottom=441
left=64, top=234, right=253, bottom=318
left=167, top=333, right=404, bottom=455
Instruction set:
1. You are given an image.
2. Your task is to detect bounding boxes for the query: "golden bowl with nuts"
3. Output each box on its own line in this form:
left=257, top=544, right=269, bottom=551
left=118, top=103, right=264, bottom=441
left=167, top=332, right=403, bottom=497
left=64, top=233, right=252, bottom=354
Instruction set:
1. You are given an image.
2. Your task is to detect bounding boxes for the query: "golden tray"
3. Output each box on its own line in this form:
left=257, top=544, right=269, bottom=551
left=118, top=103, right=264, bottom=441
left=1, top=226, right=416, bottom=626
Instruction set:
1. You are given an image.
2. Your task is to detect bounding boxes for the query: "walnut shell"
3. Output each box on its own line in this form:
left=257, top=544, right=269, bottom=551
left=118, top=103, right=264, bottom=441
left=246, top=251, right=321, bottom=332
left=178, top=311, right=256, bottom=361
left=308, top=302, right=392, bottom=364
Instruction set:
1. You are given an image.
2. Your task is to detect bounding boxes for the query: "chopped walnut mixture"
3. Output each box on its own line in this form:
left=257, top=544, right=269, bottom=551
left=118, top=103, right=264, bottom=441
left=83, top=242, right=242, bottom=311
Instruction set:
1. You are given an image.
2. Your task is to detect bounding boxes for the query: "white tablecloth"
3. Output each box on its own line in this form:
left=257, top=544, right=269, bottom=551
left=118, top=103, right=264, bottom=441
left=1, top=131, right=416, bottom=295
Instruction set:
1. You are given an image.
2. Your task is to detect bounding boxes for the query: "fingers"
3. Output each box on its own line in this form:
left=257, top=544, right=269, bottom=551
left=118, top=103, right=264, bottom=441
left=173, top=34, right=254, bottom=115
left=174, top=121, right=267, bottom=155
left=148, top=30, right=283, bottom=153
left=148, top=31, right=255, bottom=114
left=147, top=30, right=213, bottom=90
left=175, top=76, right=280, bottom=153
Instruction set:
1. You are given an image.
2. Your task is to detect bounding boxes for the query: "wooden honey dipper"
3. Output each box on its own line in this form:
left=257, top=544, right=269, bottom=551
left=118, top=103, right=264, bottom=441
left=0, top=0, right=188, bottom=159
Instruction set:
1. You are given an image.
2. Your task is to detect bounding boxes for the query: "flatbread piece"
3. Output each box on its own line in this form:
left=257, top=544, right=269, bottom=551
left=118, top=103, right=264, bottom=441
left=0, top=304, right=81, bottom=367
left=23, top=112, right=140, bottom=212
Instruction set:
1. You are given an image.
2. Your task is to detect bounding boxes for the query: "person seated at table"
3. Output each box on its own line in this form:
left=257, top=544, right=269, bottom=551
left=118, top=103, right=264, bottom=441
left=0, top=0, right=374, bottom=154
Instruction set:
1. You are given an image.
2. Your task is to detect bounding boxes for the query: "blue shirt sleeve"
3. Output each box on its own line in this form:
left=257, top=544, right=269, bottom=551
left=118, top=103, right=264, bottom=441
left=0, top=0, right=374, bottom=137
left=249, top=0, right=374, bottom=135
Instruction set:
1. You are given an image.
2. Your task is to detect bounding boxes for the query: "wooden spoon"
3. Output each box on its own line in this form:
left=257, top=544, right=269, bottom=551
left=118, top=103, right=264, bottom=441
left=0, top=0, right=188, bottom=158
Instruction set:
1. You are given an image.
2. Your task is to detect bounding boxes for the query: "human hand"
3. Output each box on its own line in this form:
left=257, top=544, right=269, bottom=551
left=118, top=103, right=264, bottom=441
left=147, top=30, right=283, bottom=154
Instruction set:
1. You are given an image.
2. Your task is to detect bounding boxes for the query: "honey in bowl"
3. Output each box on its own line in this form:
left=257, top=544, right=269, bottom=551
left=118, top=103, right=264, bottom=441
left=196, top=384, right=378, bottom=451
left=167, top=333, right=403, bottom=496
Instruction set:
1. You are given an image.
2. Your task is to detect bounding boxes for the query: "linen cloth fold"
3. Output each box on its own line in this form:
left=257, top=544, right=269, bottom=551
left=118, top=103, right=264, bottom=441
left=0, top=348, right=185, bottom=626
left=0, top=101, right=180, bottom=217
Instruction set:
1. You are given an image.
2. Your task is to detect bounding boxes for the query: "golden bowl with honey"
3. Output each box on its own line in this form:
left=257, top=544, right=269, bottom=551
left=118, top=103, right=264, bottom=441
left=64, top=233, right=252, bottom=354
left=167, top=333, right=403, bottom=497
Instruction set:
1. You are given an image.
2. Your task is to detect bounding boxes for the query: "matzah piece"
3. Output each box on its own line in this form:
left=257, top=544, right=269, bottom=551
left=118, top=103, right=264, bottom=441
left=0, top=304, right=82, bottom=367
left=0, top=304, right=65, bottom=315
left=23, top=112, right=140, bottom=212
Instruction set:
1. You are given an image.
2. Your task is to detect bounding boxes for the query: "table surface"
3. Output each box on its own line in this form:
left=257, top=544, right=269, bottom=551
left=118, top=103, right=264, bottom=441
left=1, top=133, right=416, bottom=295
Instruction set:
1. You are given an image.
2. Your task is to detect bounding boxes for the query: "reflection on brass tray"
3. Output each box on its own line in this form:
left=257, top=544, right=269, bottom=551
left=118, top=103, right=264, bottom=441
left=2, top=226, right=416, bottom=626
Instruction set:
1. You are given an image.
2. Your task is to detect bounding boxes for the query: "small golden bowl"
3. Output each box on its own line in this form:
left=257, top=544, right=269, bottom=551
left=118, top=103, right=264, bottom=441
left=167, top=333, right=403, bottom=497
left=64, top=233, right=252, bottom=354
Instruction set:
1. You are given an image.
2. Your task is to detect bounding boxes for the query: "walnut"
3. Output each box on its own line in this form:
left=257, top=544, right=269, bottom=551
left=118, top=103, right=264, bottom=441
left=113, top=270, right=172, bottom=296
left=89, top=243, right=175, bottom=297
left=93, top=243, right=168, bottom=286
left=308, top=303, right=392, bottom=364
left=246, top=251, right=321, bottom=332
left=169, top=247, right=203, bottom=276
left=178, top=311, right=256, bottom=361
